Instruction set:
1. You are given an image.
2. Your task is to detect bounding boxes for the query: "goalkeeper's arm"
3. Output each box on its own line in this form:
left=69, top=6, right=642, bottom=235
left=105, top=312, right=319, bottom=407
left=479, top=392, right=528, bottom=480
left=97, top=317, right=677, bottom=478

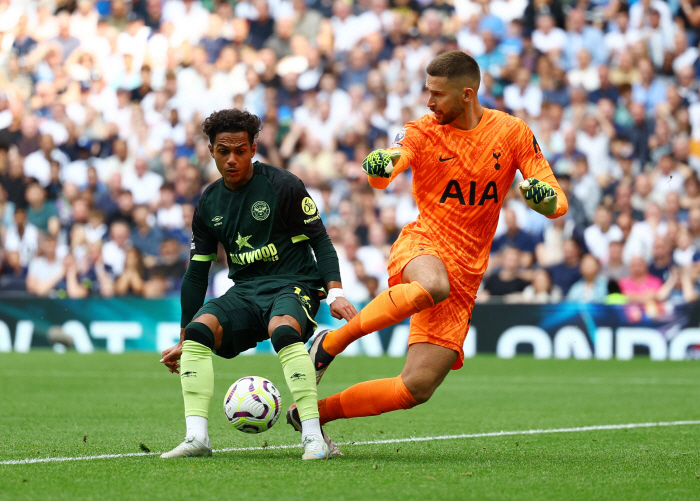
left=519, top=171, right=568, bottom=219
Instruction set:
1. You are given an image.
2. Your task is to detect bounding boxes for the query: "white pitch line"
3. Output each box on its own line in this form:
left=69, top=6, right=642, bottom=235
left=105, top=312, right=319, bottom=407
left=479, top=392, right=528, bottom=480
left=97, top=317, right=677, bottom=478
left=2, top=420, right=699, bottom=466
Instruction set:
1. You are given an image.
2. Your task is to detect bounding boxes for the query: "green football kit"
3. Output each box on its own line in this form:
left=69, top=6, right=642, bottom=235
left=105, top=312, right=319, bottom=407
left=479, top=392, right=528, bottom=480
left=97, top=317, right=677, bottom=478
left=167, top=161, right=342, bottom=458
left=182, top=161, right=341, bottom=358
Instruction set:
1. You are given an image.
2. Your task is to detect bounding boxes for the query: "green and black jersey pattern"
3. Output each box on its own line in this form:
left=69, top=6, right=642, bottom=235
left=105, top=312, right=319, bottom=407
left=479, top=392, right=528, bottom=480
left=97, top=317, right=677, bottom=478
left=190, top=162, right=326, bottom=290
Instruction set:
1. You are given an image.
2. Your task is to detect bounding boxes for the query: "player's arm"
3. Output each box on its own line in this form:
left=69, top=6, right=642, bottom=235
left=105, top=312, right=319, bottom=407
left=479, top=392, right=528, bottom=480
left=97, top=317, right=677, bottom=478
left=308, top=233, right=356, bottom=321
left=364, top=125, right=418, bottom=189
left=515, top=121, right=568, bottom=219
left=284, top=178, right=357, bottom=321
left=161, top=204, right=217, bottom=373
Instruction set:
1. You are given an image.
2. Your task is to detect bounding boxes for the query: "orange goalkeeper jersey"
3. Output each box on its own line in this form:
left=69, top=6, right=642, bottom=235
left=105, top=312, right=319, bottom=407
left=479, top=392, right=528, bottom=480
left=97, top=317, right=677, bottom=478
left=371, top=108, right=568, bottom=293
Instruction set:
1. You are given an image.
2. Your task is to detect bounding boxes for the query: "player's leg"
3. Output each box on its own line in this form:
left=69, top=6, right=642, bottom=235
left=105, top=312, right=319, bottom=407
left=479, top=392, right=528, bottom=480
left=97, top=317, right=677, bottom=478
left=268, top=286, right=331, bottom=460
left=312, top=254, right=449, bottom=376
left=161, top=313, right=222, bottom=458
left=317, top=342, right=456, bottom=424
left=315, top=276, right=473, bottom=426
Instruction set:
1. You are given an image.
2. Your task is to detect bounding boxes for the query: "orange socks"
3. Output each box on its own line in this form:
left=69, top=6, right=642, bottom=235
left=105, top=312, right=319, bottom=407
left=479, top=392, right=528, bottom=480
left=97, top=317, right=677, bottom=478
left=318, top=375, right=419, bottom=425
left=322, top=281, right=434, bottom=356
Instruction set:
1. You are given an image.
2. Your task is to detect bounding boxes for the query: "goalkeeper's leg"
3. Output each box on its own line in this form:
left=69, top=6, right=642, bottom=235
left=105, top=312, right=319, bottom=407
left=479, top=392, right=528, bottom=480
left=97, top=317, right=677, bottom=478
left=318, top=342, right=457, bottom=424
left=316, top=255, right=448, bottom=370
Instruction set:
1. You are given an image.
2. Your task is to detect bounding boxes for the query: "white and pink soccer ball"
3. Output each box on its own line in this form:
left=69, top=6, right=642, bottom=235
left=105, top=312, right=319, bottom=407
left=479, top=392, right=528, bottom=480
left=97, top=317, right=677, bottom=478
left=223, top=376, right=282, bottom=433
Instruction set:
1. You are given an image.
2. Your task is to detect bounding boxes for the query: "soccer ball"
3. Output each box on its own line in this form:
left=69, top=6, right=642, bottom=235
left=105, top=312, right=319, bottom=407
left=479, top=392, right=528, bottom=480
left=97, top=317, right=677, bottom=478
left=223, top=376, right=282, bottom=433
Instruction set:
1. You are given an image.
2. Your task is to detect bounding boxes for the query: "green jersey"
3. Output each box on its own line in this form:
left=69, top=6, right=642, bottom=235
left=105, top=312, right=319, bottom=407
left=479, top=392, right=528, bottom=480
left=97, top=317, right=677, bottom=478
left=190, top=162, right=327, bottom=290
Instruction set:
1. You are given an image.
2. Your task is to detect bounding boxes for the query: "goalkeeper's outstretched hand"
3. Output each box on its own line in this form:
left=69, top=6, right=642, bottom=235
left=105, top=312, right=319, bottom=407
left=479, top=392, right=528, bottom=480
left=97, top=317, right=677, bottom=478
left=519, top=177, right=557, bottom=216
left=362, top=149, right=402, bottom=178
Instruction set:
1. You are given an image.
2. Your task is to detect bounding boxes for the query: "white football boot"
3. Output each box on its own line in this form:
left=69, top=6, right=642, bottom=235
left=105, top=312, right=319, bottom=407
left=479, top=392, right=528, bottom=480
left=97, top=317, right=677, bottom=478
left=287, top=403, right=343, bottom=457
left=160, top=436, right=212, bottom=459
left=302, top=435, right=331, bottom=460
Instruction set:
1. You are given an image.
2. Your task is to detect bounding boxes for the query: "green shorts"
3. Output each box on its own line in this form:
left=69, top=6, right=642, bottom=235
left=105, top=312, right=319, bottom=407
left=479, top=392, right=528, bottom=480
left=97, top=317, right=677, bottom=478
left=195, top=280, right=323, bottom=359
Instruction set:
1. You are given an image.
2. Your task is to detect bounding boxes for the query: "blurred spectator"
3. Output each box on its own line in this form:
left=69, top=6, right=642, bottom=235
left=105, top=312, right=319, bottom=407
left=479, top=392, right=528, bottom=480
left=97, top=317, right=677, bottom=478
left=155, top=182, right=183, bottom=231
left=618, top=255, right=664, bottom=304
left=570, top=157, right=601, bottom=222
left=482, top=246, right=529, bottom=298
left=648, top=237, right=674, bottom=281
left=504, top=67, right=542, bottom=118
left=4, top=206, right=38, bottom=270
left=583, top=206, right=623, bottom=265
left=547, top=238, right=583, bottom=295
left=492, top=207, right=537, bottom=258
left=102, top=220, right=130, bottom=276
left=602, top=240, right=628, bottom=281
left=26, top=234, right=64, bottom=297
left=673, top=226, right=700, bottom=266
left=115, top=247, right=145, bottom=296
left=147, top=237, right=187, bottom=293
left=25, top=182, right=59, bottom=235
left=507, top=268, right=562, bottom=304
left=24, top=134, right=69, bottom=187
left=631, top=58, right=667, bottom=113
left=656, top=266, right=699, bottom=304
left=122, top=157, right=163, bottom=205
left=130, top=204, right=163, bottom=266
left=567, top=254, right=608, bottom=303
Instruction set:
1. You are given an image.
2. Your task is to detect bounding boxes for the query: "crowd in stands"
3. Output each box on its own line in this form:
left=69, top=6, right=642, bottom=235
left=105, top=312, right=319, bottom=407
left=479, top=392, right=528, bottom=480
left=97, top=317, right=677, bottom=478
left=1, top=0, right=700, bottom=310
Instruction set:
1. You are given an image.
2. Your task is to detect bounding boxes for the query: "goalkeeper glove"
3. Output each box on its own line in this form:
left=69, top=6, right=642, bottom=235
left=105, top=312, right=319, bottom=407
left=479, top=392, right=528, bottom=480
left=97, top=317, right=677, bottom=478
left=519, top=177, right=557, bottom=216
left=362, top=149, right=402, bottom=178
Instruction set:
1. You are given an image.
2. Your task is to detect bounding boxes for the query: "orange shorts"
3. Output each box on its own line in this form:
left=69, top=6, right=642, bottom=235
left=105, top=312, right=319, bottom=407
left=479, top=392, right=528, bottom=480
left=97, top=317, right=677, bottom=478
left=388, top=222, right=475, bottom=370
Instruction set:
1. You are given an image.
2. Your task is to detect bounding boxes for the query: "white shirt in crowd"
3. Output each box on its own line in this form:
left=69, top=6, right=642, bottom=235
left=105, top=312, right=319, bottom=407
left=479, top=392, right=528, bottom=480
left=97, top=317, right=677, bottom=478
left=23, top=149, right=70, bottom=187
left=503, top=83, right=543, bottom=118
left=583, top=224, right=623, bottom=265
left=122, top=171, right=164, bottom=205
left=4, top=223, right=39, bottom=267
left=157, top=205, right=184, bottom=230
left=532, top=27, right=567, bottom=53
left=102, top=241, right=126, bottom=276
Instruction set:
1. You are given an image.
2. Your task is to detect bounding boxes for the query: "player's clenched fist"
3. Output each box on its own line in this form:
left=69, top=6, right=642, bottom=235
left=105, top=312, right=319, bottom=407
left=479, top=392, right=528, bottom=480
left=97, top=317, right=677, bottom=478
left=519, top=177, right=557, bottom=216
left=362, top=149, right=402, bottom=178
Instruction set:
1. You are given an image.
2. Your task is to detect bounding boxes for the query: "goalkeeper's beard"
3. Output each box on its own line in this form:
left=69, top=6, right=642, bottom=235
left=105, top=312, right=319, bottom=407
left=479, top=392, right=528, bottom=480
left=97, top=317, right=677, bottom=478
left=433, top=103, right=464, bottom=126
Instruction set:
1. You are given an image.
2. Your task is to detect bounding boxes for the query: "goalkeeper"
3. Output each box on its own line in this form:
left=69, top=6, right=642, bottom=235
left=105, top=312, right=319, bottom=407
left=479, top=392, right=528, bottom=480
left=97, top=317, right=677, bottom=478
left=286, top=51, right=567, bottom=439
left=159, top=109, right=356, bottom=460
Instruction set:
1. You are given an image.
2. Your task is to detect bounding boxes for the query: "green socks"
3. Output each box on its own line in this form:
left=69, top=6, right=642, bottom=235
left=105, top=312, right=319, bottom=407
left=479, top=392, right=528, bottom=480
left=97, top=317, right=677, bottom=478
left=278, top=342, right=320, bottom=421
left=181, top=340, right=214, bottom=419
left=180, top=338, right=318, bottom=432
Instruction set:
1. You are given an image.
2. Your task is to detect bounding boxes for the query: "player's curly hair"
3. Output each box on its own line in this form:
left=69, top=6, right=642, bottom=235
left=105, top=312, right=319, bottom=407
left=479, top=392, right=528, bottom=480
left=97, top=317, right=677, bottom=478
left=202, top=109, right=263, bottom=145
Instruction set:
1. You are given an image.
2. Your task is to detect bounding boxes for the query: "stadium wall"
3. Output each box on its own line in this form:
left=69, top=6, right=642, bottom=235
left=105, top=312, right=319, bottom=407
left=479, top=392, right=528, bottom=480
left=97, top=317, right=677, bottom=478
left=0, top=298, right=699, bottom=361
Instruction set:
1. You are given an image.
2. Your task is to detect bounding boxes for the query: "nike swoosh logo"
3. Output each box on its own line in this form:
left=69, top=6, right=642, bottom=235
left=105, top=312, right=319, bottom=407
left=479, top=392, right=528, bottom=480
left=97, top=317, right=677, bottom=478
left=439, top=156, right=456, bottom=162
left=388, top=290, right=397, bottom=308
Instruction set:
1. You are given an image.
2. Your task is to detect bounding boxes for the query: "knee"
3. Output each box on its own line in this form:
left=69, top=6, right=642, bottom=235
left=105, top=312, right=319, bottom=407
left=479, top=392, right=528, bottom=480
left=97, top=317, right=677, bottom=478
left=419, top=273, right=450, bottom=304
left=401, top=374, right=438, bottom=404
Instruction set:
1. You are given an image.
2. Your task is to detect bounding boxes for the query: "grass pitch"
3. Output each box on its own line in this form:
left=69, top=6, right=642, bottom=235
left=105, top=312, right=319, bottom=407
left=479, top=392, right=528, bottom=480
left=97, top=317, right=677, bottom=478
left=0, top=352, right=699, bottom=500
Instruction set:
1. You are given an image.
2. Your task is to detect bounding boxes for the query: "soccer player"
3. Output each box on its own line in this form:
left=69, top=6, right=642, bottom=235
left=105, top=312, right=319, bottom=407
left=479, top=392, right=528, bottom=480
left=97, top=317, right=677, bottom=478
left=287, top=51, right=568, bottom=434
left=159, top=109, right=356, bottom=460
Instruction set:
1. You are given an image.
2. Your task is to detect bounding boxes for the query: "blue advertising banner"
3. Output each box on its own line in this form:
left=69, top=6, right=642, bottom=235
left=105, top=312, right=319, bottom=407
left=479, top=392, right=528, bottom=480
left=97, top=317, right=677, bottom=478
left=0, top=297, right=699, bottom=360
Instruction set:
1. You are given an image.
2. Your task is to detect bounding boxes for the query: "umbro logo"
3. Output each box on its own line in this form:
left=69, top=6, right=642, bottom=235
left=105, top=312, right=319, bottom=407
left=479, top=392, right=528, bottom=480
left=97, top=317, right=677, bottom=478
left=439, top=156, right=456, bottom=162
left=181, top=371, right=197, bottom=378
left=212, top=216, right=224, bottom=226
left=290, top=372, right=306, bottom=381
